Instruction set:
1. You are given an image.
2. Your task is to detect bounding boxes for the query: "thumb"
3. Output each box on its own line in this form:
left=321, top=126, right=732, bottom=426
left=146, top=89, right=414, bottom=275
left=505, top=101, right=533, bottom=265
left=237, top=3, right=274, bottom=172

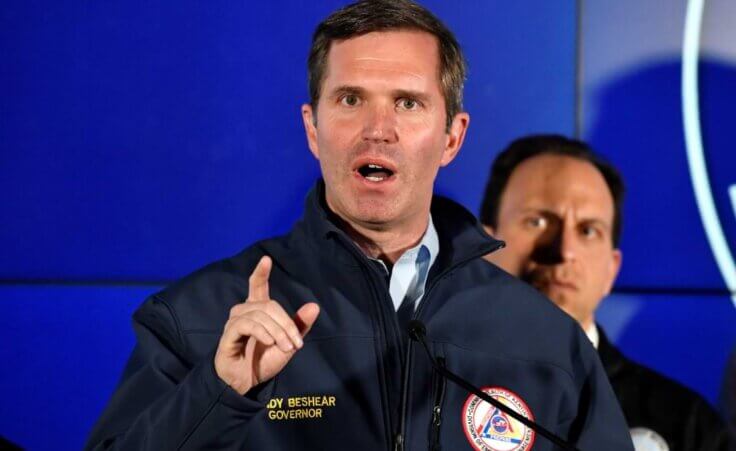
left=294, top=302, right=320, bottom=338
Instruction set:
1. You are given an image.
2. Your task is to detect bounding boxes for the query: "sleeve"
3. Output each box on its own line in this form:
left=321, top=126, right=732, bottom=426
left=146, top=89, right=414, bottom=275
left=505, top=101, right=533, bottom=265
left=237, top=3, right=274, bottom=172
left=568, top=333, right=635, bottom=451
left=85, top=295, right=272, bottom=450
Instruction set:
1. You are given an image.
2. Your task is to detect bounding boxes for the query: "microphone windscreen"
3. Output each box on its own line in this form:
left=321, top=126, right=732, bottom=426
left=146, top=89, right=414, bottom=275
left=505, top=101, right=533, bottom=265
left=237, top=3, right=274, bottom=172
left=407, top=320, right=426, bottom=342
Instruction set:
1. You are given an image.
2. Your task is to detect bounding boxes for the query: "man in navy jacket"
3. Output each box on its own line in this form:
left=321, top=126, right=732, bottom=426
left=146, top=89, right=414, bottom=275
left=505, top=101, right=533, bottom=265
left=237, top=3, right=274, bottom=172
left=87, top=1, right=632, bottom=449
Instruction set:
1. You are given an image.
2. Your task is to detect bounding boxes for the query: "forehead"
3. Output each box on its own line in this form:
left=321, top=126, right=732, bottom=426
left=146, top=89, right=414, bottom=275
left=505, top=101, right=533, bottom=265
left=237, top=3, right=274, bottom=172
left=323, top=30, right=441, bottom=92
left=501, top=154, right=615, bottom=220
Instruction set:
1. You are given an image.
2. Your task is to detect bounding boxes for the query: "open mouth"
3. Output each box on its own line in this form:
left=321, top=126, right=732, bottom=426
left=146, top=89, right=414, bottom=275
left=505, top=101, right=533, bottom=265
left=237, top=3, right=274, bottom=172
left=356, top=163, right=395, bottom=182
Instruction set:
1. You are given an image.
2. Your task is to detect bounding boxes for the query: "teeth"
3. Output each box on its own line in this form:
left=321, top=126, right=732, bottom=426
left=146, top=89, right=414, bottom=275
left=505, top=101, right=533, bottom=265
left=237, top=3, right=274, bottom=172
left=368, top=164, right=384, bottom=169
left=366, top=176, right=384, bottom=182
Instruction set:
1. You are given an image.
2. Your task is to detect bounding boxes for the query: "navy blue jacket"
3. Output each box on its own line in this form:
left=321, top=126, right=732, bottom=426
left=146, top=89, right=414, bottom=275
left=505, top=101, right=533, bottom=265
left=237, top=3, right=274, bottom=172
left=87, top=183, right=633, bottom=450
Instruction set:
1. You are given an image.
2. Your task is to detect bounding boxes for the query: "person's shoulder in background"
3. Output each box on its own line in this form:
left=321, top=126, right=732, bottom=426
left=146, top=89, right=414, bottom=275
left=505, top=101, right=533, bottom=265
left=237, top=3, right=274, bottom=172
left=599, top=325, right=730, bottom=451
left=720, top=345, right=736, bottom=451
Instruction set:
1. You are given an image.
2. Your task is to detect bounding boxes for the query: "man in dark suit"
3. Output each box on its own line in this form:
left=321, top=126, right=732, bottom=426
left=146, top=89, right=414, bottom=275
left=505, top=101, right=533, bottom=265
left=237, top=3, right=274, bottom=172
left=480, top=134, right=730, bottom=451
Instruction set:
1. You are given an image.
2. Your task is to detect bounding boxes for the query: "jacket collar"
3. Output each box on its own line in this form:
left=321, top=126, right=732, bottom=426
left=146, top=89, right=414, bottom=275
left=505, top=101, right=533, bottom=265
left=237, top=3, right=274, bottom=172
left=298, top=180, right=505, bottom=271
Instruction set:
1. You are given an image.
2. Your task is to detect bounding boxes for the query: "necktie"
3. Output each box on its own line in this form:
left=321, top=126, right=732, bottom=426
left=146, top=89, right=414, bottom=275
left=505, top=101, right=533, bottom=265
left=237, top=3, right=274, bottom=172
left=396, top=246, right=430, bottom=339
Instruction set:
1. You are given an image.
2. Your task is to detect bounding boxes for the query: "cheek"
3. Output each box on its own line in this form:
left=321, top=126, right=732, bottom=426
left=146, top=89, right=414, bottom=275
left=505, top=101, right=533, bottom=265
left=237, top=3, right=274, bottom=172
left=318, top=109, right=361, bottom=147
left=506, top=230, right=539, bottom=256
left=584, top=254, right=616, bottom=293
left=316, top=129, right=350, bottom=165
left=408, top=131, right=448, bottom=171
left=497, top=232, right=537, bottom=272
left=401, top=113, right=445, bottom=140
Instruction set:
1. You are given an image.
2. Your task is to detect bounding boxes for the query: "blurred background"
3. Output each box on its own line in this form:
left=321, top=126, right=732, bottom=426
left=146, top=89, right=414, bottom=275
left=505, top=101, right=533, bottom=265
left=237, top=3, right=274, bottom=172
left=1, top=1, right=734, bottom=449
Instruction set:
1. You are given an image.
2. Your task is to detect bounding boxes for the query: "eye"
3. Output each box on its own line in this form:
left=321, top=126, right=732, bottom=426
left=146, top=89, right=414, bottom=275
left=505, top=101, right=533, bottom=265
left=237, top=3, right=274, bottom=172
left=524, top=216, right=547, bottom=230
left=340, top=94, right=361, bottom=107
left=580, top=224, right=602, bottom=240
left=397, top=98, right=420, bottom=111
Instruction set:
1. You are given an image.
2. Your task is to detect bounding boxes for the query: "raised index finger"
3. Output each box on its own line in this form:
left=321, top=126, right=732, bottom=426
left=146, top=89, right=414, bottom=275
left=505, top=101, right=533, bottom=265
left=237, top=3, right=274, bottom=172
left=247, top=255, right=272, bottom=302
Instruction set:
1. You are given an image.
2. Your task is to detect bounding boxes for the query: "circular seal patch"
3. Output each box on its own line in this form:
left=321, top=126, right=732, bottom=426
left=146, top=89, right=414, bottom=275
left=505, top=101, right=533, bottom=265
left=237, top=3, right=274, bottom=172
left=462, top=387, right=535, bottom=451
left=630, top=427, right=669, bottom=451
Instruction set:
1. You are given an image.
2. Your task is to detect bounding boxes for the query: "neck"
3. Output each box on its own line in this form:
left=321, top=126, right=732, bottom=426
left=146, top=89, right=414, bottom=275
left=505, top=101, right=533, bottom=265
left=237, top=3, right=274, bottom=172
left=332, top=214, right=429, bottom=265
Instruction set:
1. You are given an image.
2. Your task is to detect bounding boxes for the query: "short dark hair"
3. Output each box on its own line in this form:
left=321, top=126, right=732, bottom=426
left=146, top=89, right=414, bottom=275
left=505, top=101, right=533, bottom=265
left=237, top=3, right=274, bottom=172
left=479, top=134, right=625, bottom=247
left=308, top=0, right=466, bottom=130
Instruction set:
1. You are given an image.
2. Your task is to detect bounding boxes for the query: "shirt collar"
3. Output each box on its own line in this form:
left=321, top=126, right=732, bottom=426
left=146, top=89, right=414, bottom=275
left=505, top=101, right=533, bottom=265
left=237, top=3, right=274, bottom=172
left=369, top=214, right=439, bottom=274
left=585, top=322, right=600, bottom=349
left=423, top=214, right=439, bottom=269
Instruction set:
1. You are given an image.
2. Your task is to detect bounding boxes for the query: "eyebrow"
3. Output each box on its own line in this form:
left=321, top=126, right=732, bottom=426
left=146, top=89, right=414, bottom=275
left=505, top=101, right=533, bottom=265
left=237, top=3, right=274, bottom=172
left=579, top=218, right=612, bottom=231
left=328, top=85, right=431, bottom=104
left=392, top=89, right=431, bottom=104
left=329, top=85, right=366, bottom=99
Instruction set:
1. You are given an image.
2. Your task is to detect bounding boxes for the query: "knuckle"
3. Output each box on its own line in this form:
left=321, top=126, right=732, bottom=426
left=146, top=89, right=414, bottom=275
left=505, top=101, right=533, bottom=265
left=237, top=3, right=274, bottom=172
left=253, top=323, right=270, bottom=337
left=224, top=315, right=241, bottom=331
left=266, top=300, right=282, bottom=313
left=236, top=316, right=256, bottom=332
left=288, top=324, right=300, bottom=337
left=229, top=304, right=243, bottom=317
left=250, top=309, right=269, bottom=323
left=274, top=329, right=288, bottom=341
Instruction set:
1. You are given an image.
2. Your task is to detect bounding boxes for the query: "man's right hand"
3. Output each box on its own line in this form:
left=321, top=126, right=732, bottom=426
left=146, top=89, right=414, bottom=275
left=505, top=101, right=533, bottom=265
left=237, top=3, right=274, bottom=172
left=214, top=255, right=320, bottom=395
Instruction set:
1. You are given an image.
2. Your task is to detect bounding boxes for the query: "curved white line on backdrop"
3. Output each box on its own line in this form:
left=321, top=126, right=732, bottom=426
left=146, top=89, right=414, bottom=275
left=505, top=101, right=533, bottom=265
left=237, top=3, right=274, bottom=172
left=682, top=0, right=736, bottom=306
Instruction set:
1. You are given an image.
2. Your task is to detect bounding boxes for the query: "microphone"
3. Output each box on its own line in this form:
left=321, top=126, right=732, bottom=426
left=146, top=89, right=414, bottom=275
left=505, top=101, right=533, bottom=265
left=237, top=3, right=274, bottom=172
left=407, top=320, right=580, bottom=451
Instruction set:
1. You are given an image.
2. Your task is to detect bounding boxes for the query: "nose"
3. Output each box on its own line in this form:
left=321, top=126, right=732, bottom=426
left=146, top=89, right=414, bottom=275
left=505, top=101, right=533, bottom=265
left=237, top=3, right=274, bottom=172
left=361, top=102, right=398, bottom=144
left=558, top=223, right=579, bottom=261
left=531, top=219, right=578, bottom=265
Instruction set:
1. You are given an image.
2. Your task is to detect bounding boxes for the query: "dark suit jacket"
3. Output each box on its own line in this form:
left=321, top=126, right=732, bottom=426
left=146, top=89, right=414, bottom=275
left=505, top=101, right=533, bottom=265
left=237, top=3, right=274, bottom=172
left=598, top=326, right=729, bottom=450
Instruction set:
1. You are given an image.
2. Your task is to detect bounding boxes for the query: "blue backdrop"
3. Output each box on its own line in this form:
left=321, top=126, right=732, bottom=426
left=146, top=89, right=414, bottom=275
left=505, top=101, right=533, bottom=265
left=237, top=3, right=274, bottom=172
left=1, top=1, right=734, bottom=449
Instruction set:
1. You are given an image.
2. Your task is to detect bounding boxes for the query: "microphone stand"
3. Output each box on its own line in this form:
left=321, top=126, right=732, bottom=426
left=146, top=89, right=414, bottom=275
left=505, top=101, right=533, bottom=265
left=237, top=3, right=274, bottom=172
left=408, top=320, right=580, bottom=451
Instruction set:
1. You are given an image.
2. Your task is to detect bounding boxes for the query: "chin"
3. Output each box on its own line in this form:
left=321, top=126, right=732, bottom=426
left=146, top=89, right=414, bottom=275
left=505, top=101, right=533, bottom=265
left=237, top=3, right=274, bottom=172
left=350, top=200, right=398, bottom=224
left=544, top=291, right=570, bottom=307
left=352, top=210, right=395, bottom=226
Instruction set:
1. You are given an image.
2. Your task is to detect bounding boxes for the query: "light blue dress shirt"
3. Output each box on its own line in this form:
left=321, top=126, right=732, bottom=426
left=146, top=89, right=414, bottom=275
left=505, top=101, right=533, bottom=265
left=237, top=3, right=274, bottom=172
left=369, top=215, right=439, bottom=312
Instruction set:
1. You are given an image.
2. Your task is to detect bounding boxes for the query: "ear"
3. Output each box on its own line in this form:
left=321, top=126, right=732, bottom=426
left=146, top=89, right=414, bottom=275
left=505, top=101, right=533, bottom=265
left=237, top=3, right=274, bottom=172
left=440, top=112, right=470, bottom=166
left=604, top=248, right=623, bottom=295
left=301, top=103, right=320, bottom=160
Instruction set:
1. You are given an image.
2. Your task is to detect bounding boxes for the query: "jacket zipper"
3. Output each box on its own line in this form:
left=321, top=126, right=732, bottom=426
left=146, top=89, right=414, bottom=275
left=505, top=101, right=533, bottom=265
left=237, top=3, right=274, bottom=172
left=394, top=338, right=413, bottom=451
left=345, top=244, right=408, bottom=451
left=398, top=240, right=503, bottom=450
left=429, top=357, right=446, bottom=450
left=337, top=233, right=504, bottom=450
